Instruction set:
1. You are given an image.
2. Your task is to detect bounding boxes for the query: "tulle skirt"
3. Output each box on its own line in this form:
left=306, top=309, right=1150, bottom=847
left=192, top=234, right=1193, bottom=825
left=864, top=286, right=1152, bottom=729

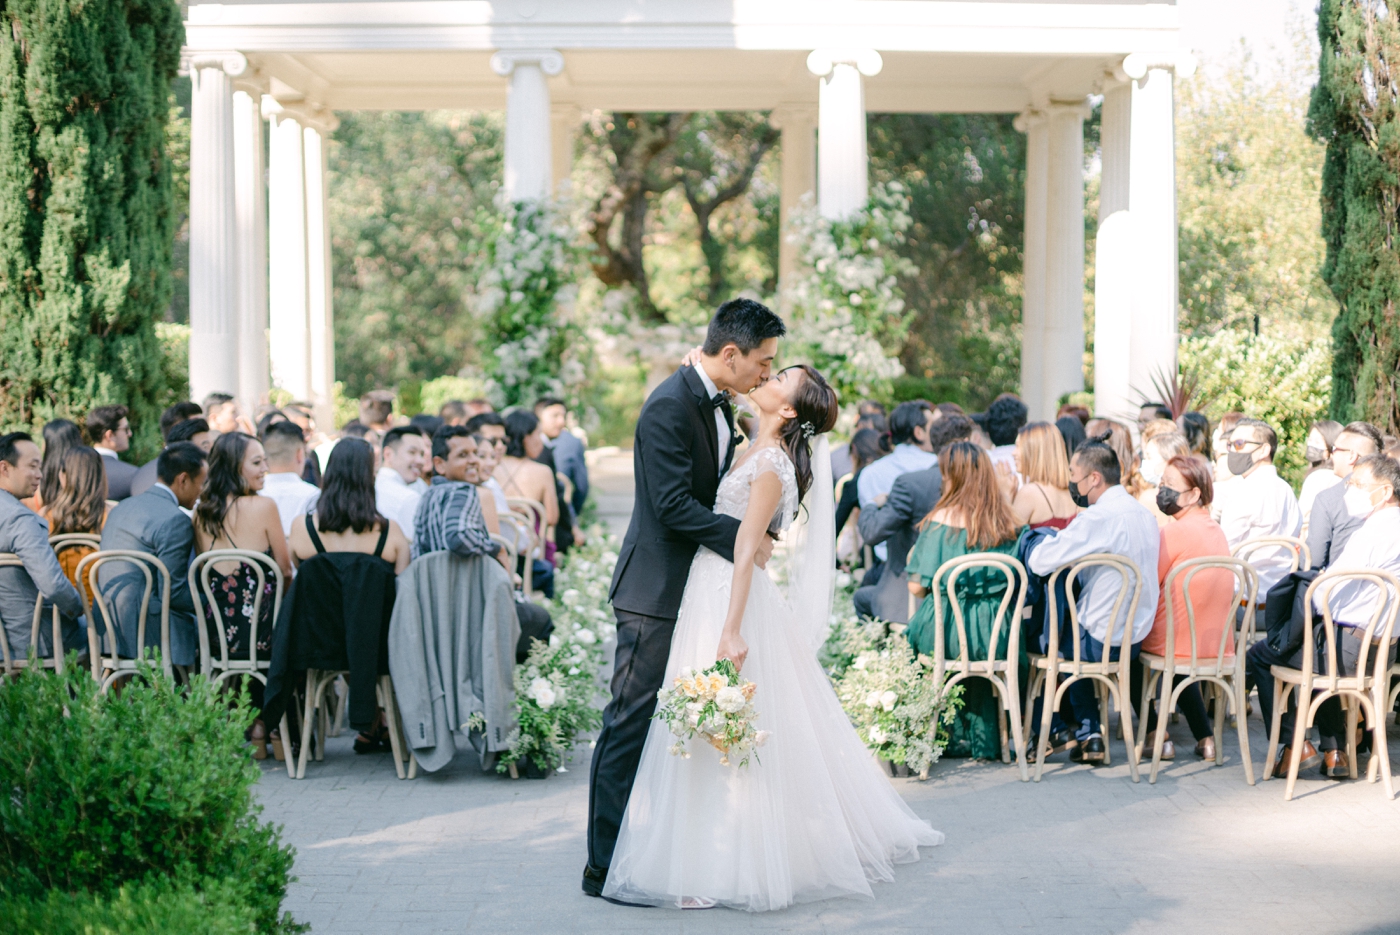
left=603, top=548, right=943, bottom=912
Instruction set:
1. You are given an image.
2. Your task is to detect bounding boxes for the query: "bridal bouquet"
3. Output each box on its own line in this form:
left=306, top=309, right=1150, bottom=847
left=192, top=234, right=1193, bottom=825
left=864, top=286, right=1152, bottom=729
left=653, top=659, right=768, bottom=768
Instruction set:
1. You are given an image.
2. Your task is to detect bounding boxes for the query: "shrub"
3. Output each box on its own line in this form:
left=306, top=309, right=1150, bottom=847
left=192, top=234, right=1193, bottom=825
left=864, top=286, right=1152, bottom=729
left=0, top=664, right=299, bottom=933
left=0, top=876, right=258, bottom=935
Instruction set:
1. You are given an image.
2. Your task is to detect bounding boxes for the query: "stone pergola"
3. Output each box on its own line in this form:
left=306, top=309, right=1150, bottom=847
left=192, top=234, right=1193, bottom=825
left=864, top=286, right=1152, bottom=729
left=182, top=0, right=1191, bottom=427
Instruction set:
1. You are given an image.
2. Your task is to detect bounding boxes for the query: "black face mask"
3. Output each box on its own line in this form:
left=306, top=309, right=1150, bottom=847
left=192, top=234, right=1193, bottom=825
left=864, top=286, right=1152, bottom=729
left=1227, top=451, right=1256, bottom=476
left=1156, top=485, right=1185, bottom=516
left=1305, top=445, right=1327, bottom=465
left=1068, top=479, right=1090, bottom=509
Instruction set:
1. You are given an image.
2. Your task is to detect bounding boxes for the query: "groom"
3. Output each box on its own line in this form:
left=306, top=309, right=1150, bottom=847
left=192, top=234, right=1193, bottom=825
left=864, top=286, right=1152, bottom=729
left=584, top=298, right=786, bottom=898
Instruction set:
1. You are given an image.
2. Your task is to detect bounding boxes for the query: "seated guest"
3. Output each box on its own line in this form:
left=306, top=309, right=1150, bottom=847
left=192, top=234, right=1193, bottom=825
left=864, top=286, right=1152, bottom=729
left=1011, top=421, right=1079, bottom=530
left=1136, top=431, right=1190, bottom=526
left=0, top=433, right=85, bottom=659
left=1298, top=419, right=1345, bottom=521
left=418, top=426, right=551, bottom=662
left=1085, top=417, right=1140, bottom=497
left=375, top=426, right=430, bottom=548
left=1177, top=411, right=1213, bottom=461
left=856, top=415, right=974, bottom=622
left=258, top=421, right=321, bottom=537
left=497, top=412, right=562, bottom=570
left=86, top=404, right=138, bottom=501
left=97, top=443, right=206, bottom=667
left=1217, top=417, right=1302, bottom=593
left=529, top=403, right=579, bottom=554
left=1026, top=437, right=1160, bottom=763
left=831, top=400, right=888, bottom=480
left=1249, top=454, right=1400, bottom=778
left=835, top=427, right=891, bottom=537
left=465, top=410, right=507, bottom=442
left=461, top=433, right=504, bottom=535
left=1138, top=402, right=1173, bottom=434
left=44, top=446, right=112, bottom=601
left=131, top=402, right=204, bottom=498
left=985, top=393, right=1028, bottom=472
left=536, top=396, right=589, bottom=515
left=1209, top=411, right=1246, bottom=516
left=905, top=441, right=1027, bottom=758
left=203, top=392, right=250, bottom=434
left=131, top=418, right=214, bottom=500
left=1307, top=421, right=1385, bottom=569
left=439, top=399, right=470, bottom=426
left=408, top=413, right=444, bottom=440
left=856, top=400, right=938, bottom=577
left=472, top=430, right=513, bottom=521
left=1132, top=455, right=1234, bottom=761
left=1054, top=415, right=1086, bottom=461
left=24, top=418, right=84, bottom=513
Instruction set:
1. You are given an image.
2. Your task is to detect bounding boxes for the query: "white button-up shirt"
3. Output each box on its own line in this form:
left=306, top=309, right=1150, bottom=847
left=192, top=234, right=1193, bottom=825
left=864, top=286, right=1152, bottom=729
left=259, top=472, right=320, bottom=537
left=1028, top=485, right=1162, bottom=645
left=1317, top=506, right=1400, bottom=628
left=375, top=466, right=423, bottom=540
left=694, top=364, right=731, bottom=475
left=1216, top=463, right=1303, bottom=593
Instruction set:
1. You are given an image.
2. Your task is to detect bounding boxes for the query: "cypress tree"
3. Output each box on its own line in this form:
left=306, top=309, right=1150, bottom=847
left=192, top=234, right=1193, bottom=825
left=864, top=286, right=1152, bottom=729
left=1308, top=0, right=1400, bottom=434
left=0, top=0, right=183, bottom=458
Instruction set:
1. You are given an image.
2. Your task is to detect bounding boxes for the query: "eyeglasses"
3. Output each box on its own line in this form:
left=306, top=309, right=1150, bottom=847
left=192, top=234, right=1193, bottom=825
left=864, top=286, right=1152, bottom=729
left=1227, top=439, right=1262, bottom=453
left=1333, top=446, right=1359, bottom=457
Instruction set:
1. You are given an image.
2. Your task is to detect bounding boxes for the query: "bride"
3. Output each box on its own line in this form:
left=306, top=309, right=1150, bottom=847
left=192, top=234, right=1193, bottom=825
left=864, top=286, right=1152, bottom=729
left=603, top=364, right=943, bottom=912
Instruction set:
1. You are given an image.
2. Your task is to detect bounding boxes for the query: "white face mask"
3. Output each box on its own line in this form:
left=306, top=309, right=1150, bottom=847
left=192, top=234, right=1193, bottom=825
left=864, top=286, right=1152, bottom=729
left=1140, top=457, right=1165, bottom=486
left=1344, top=485, right=1378, bottom=519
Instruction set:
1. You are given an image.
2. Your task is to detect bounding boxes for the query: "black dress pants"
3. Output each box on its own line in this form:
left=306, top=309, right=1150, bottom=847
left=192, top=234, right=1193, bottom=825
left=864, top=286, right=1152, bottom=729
left=586, top=608, right=676, bottom=874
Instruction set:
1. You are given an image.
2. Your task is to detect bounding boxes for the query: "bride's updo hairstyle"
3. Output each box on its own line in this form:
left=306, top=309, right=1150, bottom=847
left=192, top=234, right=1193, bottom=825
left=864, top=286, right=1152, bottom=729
left=777, top=364, right=839, bottom=504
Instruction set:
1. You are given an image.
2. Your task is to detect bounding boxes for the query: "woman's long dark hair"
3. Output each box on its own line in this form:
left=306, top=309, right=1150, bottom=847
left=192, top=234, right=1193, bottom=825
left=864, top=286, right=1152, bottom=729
left=316, top=437, right=385, bottom=534
left=195, top=432, right=257, bottom=541
left=777, top=365, right=839, bottom=504
left=503, top=410, right=539, bottom=459
left=849, top=427, right=890, bottom=475
left=47, top=447, right=107, bottom=535
left=920, top=441, right=1021, bottom=548
left=39, top=419, right=85, bottom=505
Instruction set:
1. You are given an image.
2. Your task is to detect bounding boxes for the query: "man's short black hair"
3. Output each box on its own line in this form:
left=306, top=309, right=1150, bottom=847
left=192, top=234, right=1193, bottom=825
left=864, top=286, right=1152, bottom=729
left=929, top=414, right=975, bottom=454
left=85, top=405, right=129, bottom=444
left=1074, top=440, right=1122, bottom=487
left=888, top=400, right=934, bottom=445
left=986, top=393, right=1029, bottom=447
left=359, top=390, right=395, bottom=426
left=340, top=420, right=369, bottom=439
left=1234, top=417, right=1278, bottom=461
left=431, top=424, right=473, bottom=461
left=464, top=412, right=505, bottom=434
left=409, top=413, right=444, bottom=436
left=533, top=396, right=566, bottom=412
left=439, top=400, right=468, bottom=423
left=0, top=431, right=34, bottom=467
left=700, top=298, right=786, bottom=356
left=166, top=418, right=210, bottom=445
left=159, top=401, right=204, bottom=440
left=201, top=392, right=234, bottom=412
left=157, top=442, right=206, bottom=485
left=383, top=425, right=425, bottom=452
left=1342, top=421, right=1385, bottom=454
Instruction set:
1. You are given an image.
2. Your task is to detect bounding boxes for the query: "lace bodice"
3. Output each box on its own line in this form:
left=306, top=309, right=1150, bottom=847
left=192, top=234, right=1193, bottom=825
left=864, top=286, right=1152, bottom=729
left=715, top=445, right=799, bottom=534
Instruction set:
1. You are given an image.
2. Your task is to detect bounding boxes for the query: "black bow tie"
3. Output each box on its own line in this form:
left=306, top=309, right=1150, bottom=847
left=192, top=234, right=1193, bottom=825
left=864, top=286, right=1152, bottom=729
left=708, top=391, right=730, bottom=409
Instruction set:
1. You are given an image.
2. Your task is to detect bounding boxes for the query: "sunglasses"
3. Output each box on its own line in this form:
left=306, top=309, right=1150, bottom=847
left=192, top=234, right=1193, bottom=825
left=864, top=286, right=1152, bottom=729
left=1227, top=439, right=1262, bottom=452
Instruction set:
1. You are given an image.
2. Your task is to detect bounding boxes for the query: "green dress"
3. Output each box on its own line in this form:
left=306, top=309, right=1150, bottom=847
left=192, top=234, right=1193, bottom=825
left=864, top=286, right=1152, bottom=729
left=905, top=522, right=1026, bottom=759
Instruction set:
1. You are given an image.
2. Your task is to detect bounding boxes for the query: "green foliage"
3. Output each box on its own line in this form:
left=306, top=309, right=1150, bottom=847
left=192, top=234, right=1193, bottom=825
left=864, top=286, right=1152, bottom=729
left=0, top=0, right=183, bottom=458
left=155, top=321, right=190, bottom=408
left=0, top=664, right=299, bottom=933
left=868, top=114, right=1026, bottom=410
left=329, top=111, right=502, bottom=397
left=1309, top=0, right=1400, bottom=433
left=417, top=374, right=490, bottom=417
left=0, top=876, right=259, bottom=935
left=1180, top=330, right=1332, bottom=486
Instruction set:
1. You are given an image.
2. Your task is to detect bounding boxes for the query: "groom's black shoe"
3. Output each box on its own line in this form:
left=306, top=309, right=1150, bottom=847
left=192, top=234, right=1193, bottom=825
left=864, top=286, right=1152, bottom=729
left=582, top=864, right=608, bottom=898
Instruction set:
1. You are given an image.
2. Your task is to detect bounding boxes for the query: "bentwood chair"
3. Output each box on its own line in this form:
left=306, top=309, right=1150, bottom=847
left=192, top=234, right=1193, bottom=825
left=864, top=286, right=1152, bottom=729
left=497, top=514, right=534, bottom=597
left=0, top=553, right=71, bottom=676
left=190, top=549, right=285, bottom=687
left=78, top=550, right=173, bottom=690
left=1137, top=557, right=1258, bottom=784
left=928, top=552, right=1030, bottom=781
left=1265, top=568, right=1400, bottom=800
left=1025, top=553, right=1144, bottom=783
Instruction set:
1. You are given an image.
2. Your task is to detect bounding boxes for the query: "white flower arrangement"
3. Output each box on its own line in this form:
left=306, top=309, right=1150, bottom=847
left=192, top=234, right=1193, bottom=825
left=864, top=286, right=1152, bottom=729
left=653, top=660, right=767, bottom=768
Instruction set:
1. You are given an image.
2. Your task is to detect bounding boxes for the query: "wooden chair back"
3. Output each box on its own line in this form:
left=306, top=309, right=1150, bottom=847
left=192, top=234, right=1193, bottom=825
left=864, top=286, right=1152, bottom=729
left=929, top=552, right=1028, bottom=685
left=1302, top=568, right=1400, bottom=691
left=77, top=550, right=173, bottom=687
left=1160, top=556, right=1258, bottom=677
left=189, top=549, right=284, bottom=681
left=1232, top=535, right=1310, bottom=584
left=1045, top=553, right=1143, bottom=674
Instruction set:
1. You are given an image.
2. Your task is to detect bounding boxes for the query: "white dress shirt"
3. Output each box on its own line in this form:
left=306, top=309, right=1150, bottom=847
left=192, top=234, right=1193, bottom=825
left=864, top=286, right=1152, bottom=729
left=260, top=472, right=321, bottom=537
left=1028, top=485, right=1162, bottom=645
left=1215, top=463, right=1303, bottom=593
left=1316, top=506, right=1400, bottom=628
left=375, top=466, right=423, bottom=540
left=694, top=364, right=732, bottom=476
left=94, top=445, right=119, bottom=459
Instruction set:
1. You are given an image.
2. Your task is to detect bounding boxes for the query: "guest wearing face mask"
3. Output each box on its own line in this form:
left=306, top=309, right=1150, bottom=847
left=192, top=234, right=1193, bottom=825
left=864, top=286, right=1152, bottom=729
left=1306, top=421, right=1385, bottom=570
left=1298, top=420, right=1345, bottom=520
left=1208, top=412, right=1245, bottom=522
left=1215, top=418, right=1301, bottom=596
left=1136, top=432, right=1191, bottom=527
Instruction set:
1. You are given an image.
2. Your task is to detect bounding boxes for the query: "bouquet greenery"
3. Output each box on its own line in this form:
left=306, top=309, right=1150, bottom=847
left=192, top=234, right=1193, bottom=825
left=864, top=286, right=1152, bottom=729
left=653, top=659, right=767, bottom=768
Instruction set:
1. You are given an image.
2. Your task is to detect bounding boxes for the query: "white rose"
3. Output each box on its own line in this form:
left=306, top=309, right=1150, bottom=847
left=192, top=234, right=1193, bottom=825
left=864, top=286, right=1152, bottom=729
left=880, top=690, right=898, bottom=712
left=568, top=667, right=580, bottom=676
left=561, top=589, right=581, bottom=606
left=528, top=677, right=557, bottom=710
left=864, top=691, right=882, bottom=708
left=754, top=730, right=771, bottom=747
left=869, top=727, right=887, bottom=744
left=575, top=628, right=597, bottom=645
left=715, top=686, right=745, bottom=713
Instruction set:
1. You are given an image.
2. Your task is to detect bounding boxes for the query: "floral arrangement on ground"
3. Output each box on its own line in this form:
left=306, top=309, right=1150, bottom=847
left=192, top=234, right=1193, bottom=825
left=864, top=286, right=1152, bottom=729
left=496, top=528, right=617, bottom=776
left=823, top=590, right=962, bottom=779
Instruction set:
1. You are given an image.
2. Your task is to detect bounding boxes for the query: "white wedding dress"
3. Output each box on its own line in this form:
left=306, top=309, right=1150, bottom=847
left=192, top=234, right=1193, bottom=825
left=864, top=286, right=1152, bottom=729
left=603, top=441, right=942, bottom=912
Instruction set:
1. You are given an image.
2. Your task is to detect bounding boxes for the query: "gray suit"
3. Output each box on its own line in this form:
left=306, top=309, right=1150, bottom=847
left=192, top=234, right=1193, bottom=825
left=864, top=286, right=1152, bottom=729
left=1307, top=482, right=1363, bottom=571
left=855, top=465, right=943, bottom=623
left=129, top=459, right=159, bottom=499
left=0, top=490, right=84, bottom=657
left=97, top=486, right=198, bottom=666
left=99, top=451, right=139, bottom=501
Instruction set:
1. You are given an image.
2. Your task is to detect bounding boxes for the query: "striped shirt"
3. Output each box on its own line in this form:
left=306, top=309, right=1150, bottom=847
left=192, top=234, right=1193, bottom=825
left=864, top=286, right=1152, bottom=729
left=414, top=477, right=500, bottom=560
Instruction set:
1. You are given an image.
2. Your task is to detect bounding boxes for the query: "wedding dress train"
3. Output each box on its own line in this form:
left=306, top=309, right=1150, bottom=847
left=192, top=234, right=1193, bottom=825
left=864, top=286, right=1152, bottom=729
left=603, top=443, right=942, bottom=912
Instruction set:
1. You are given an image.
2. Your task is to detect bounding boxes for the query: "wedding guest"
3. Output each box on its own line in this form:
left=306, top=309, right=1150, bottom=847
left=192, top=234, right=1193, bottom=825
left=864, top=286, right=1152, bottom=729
left=0, top=433, right=84, bottom=659
left=1216, top=417, right=1302, bottom=594
left=1140, top=418, right=1179, bottom=445
left=835, top=428, right=890, bottom=537
left=257, top=421, right=321, bottom=537
left=1298, top=419, right=1345, bottom=519
left=408, top=413, right=444, bottom=441
left=359, top=390, right=396, bottom=441
left=131, top=418, right=214, bottom=500
left=1307, top=421, right=1385, bottom=569
left=375, top=426, right=430, bottom=546
left=131, top=403, right=205, bottom=497
left=905, top=442, right=1027, bottom=758
left=1056, top=403, right=1091, bottom=427
left=1010, top=422, right=1078, bottom=529
left=25, top=418, right=85, bottom=513
left=282, top=403, right=323, bottom=487
left=1209, top=411, right=1245, bottom=514
left=985, top=393, right=1027, bottom=472
left=535, top=397, right=589, bottom=515
left=1136, top=432, right=1191, bottom=527
left=1054, top=415, right=1086, bottom=460
left=44, top=446, right=111, bottom=599
left=466, top=411, right=506, bottom=442
left=203, top=392, right=255, bottom=436
left=1138, top=402, right=1173, bottom=434
left=1132, top=455, right=1234, bottom=761
left=472, top=431, right=513, bottom=520
left=439, top=400, right=469, bottom=426
left=530, top=401, right=579, bottom=552
left=831, top=401, right=889, bottom=481
left=86, top=404, right=137, bottom=500
left=1085, top=418, right=1140, bottom=497
left=855, top=401, right=937, bottom=580
left=496, top=411, right=560, bottom=532
left=1177, top=411, right=1213, bottom=461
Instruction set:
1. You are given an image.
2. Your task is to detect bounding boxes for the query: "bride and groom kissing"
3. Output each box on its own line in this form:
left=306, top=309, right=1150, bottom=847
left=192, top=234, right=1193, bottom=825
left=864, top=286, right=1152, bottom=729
left=583, top=298, right=942, bottom=912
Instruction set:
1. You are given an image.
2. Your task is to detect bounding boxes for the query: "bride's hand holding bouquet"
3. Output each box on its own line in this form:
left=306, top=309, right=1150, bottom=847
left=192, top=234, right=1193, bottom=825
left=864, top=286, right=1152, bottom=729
left=652, top=659, right=768, bottom=768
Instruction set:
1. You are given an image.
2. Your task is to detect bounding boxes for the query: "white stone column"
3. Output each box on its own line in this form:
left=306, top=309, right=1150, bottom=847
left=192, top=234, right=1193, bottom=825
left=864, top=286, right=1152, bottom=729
left=771, top=105, right=817, bottom=290
left=264, top=101, right=310, bottom=404
left=188, top=52, right=246, bottom=405
left=304, top=124, right=336, bottom=434
left=490, top=50, right=564, bottom=202
left=550, top=104, right=576, bottom=197
left=232, top=86, right=268, bottom=417
left=1015, top=108, right=1049, bottom=420
left=1093, top=78, right=1136, bottom=422
left=1042, top=100, right=1088, bottom=418
left=806, top=49, right=882, bottom=221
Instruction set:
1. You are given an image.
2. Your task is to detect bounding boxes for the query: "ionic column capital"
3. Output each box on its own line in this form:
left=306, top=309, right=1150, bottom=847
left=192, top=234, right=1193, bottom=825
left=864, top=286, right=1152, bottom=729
left=490, top=48, right=564, bottom=77
left=180, top=49, right=247, bottom=78
left=1114, top=51, right=1198, bottom=83
left=1013, top=108, right=1044, bottom=133
left=261, top=96, right=339, bottom=134
left=806, top=49, right=883, bottom=78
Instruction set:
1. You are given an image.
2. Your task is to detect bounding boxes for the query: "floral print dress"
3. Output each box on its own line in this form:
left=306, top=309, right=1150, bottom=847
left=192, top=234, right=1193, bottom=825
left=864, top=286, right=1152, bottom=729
left=200, top=549, right=277, bottom=663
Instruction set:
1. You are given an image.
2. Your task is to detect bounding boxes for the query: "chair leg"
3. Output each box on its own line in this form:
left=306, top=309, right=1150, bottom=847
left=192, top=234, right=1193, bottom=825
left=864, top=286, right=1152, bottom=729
left=1233, top=677, right=1255, bottom=786
left=998, top=698, right=1011, bottom=765
left=1346, top=697, right=1360, bottom=781
left=1372, top=687, right=1395, bottom=800
left=1213, top=682, right=1227, bottom=766
left=330, top=675, right=348, bottom=738
left=279, top=713, right=295, bottom=779
left=1003, top=676, right=1029, bottom=783
left=377, top=676, right=407, bottom=781
left=296, top=669, right=319, bottom=780
left=1264, top=680, right=1286, bottom=783
left=1034, top=670, right=1056, bottom=783
left=1113, top=676, right=1139, bottom=783
left=1284, top=690, right=1316, bottom=802
left=1150, top=671, right=1172, bottom=784
left=1094, top=680, right=1112, bottom=768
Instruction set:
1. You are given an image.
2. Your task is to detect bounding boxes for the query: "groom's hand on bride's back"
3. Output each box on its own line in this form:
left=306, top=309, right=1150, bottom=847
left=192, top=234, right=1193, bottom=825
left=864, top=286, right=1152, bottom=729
left=754, top=533, right=774, bottom=569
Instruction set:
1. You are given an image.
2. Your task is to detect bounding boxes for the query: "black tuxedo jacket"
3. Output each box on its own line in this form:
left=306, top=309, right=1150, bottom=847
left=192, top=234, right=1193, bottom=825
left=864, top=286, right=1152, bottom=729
left=609, top=366, right=741, bottom=619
